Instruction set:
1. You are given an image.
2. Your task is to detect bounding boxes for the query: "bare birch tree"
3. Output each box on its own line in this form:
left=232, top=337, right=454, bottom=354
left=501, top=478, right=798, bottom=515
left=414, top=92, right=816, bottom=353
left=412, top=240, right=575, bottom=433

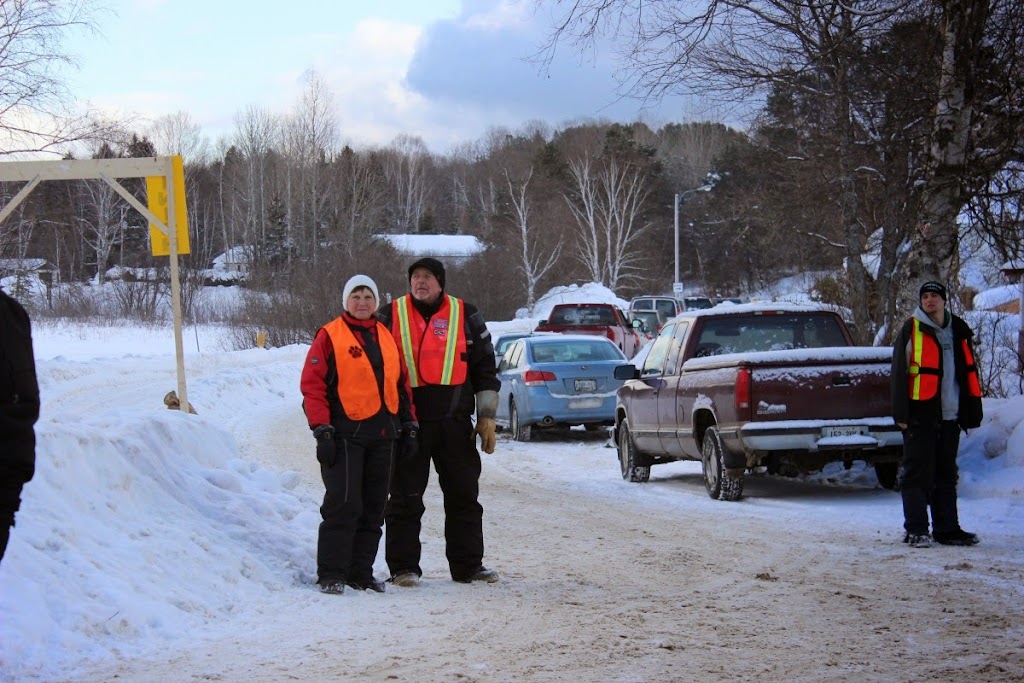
left=148, top=111, right=210, bottom=166
left=601, top=159, right=653, bottom=288
left=565, top=155, right=652, bottom=291
left=74, top=180, right=127, bottom=284
left=0, top=0, right=115, bottom=156
left=566, top=156, right=602, bottom=282
left=505, top=167, right=561, bottom=307
left=384, top=134, right=431, bottom=230
left=232, top=105, right=277, bottom=254
left=282, top=70, right=339, bottom=261
left=336, top=146, right=388, bottom=259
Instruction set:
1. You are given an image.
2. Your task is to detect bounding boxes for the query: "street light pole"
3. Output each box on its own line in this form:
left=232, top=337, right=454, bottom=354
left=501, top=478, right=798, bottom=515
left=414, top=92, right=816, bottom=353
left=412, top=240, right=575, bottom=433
left=674, top=193, right=681, bottom=293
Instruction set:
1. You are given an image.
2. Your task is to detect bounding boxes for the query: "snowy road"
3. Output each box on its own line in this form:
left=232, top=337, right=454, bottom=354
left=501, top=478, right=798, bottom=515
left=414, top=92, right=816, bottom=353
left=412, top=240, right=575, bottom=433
left=79, top=435, right=1024, bottom=681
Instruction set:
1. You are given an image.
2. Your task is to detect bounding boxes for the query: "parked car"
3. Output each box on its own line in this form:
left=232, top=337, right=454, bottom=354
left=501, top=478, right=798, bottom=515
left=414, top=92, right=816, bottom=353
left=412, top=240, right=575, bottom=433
left=495, top=334, right=627, bottom=441
left=493, top=331, right=534, bottom=367
left=630, top=310, right=667, bottom=341
left=629, top=296, right=684, bottom=320
left=682, top=295, right=715, bottom=310
left=613, top=303, right=901, bottom=500
left=712, top=296, right=750, bottom=306
left=534, top=303, right=643, bottom=359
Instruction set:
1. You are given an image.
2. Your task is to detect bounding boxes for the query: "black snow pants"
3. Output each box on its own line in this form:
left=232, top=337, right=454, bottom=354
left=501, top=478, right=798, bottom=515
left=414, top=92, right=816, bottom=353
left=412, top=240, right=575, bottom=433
left=900, top=419, right=962, bottom=536
left=385, top=416, right=484, bottom=581
left=317, top=435, right=394, bottom=584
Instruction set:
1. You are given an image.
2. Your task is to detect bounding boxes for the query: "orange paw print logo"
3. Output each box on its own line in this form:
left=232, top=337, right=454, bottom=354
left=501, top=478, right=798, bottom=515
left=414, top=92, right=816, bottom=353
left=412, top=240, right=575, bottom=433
left=348, top=345, right=363, bottom=358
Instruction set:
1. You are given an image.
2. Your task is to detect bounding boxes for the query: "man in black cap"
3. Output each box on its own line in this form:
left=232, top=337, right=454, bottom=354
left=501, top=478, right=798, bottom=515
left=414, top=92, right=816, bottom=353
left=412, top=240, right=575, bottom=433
left=890, top=280, right=983, bottom=548
left=377, top=257, right=501, bottom=585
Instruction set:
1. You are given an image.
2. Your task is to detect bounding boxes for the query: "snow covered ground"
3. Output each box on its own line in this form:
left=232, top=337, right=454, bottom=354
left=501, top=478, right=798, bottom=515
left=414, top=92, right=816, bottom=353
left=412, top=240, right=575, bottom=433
left=1, top=287, right=1023, bottom=681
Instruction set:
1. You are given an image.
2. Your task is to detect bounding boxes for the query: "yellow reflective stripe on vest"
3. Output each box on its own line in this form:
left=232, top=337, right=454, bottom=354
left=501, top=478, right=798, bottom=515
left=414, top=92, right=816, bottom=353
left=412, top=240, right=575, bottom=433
left=395, top=296, right=421, bottom=388
left=440, top=295, right=461, bottom=384
left=910, top=319, right=925, bottom=400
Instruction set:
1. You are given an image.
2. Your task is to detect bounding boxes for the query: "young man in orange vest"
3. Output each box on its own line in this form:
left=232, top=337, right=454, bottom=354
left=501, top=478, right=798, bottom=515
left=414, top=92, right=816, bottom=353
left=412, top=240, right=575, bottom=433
left=378, top=257, right=501, bottom=586
left=891, top=281, right=983, bottom=548
left=300, top=275, right=417, bottom=594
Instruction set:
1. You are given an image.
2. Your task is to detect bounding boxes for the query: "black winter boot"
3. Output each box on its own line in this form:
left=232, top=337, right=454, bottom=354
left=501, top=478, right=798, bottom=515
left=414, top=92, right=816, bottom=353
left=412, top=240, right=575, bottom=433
left=933, top=529, right=979, bottom=546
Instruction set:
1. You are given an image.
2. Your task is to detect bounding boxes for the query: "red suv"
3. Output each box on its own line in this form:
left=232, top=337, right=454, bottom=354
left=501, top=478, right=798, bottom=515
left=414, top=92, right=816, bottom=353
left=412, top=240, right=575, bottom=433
left=535, top=303, right=643, bottom=359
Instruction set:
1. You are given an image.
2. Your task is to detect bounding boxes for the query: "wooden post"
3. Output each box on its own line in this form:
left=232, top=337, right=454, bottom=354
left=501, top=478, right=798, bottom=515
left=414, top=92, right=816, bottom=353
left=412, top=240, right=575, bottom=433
left=165, top=157, right=189, bottom=413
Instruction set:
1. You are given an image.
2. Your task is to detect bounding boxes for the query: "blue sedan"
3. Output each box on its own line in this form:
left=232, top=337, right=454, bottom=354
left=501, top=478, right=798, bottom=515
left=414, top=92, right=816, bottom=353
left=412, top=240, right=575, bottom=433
left=495, top=334, right=628, bottom=441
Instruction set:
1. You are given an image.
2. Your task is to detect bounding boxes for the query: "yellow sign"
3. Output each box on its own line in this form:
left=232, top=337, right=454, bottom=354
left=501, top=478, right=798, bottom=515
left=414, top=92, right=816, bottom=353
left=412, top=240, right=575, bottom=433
left=146, top=155, right=190, bottom=256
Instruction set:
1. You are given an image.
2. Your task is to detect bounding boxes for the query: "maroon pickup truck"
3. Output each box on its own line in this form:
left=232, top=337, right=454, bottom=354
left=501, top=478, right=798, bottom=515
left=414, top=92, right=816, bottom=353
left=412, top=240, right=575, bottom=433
left=613, top=303, right=902, bottom=500
left=536, top=303, right=644, bottom=359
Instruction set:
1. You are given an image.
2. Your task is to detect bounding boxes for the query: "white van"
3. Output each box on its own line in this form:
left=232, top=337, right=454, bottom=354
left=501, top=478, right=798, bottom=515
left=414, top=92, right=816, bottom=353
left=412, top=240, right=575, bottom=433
left=629, top=296, right=685, bottom=319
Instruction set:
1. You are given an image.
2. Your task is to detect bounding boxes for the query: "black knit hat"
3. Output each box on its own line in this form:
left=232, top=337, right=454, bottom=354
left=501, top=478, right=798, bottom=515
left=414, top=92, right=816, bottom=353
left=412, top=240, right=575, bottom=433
left=408, top=257, right=446, bottom=290
left=919, top=280, right=947, bottom=301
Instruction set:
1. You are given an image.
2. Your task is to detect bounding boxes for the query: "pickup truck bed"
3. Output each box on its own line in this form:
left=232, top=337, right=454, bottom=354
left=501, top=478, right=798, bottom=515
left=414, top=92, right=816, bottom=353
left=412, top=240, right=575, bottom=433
left=614, top=305, right=902, bottom=500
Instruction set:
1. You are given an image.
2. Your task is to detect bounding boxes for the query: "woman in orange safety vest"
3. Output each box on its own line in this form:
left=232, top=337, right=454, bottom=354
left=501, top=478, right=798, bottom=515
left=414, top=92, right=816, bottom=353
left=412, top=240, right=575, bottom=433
left=300, top=274, right=416, bottom=594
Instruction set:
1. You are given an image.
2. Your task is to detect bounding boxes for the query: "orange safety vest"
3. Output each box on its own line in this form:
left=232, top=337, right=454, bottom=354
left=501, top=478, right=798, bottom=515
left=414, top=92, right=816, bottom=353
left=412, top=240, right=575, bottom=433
left=322, top=318, right=400, bottom=420
left=391, top=295, right=468, bottom=388
left=907, top=319, right=983, bottom=401
left=960, top=339, right=983, bottom=398
left=907, top=319, right=941, bottom=401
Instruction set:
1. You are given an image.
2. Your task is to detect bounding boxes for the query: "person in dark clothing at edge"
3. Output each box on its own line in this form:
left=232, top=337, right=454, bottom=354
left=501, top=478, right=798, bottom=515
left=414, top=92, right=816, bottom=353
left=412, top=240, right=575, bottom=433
left=890, top=280, right=983, bottom=549
left=0, top=289, right=40, bottom=565
left=300, top=275, right=417, bottom=594
left=377, top=257, right=501, bottom=586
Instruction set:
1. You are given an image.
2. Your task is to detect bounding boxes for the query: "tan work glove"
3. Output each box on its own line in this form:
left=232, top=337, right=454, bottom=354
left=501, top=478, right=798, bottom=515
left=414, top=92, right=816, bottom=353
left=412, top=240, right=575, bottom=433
left=474, top=390, right=499, bottom=454
left=474, top=417, right=496, bottom=454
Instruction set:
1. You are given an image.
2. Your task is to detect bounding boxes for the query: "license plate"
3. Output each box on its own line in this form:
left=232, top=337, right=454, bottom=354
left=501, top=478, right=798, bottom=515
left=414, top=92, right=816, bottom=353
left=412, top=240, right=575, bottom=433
left=574, top=379, right=597, bottom=392
left=822, top=425, right=868, bottom=438
left=568, top=397, right=603, bottom=409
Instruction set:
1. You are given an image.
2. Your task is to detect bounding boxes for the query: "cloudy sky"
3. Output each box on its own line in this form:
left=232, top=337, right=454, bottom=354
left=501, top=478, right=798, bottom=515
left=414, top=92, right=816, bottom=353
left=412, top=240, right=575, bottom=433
left=63, top=0, right=708, bottom=154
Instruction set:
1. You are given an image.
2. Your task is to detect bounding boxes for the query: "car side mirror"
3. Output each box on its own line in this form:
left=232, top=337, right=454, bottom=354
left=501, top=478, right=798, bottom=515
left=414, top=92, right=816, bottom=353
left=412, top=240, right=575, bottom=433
left=614, top=364, right=640, bottom=380
left=631, top=319, right=642, bottom=328
left=538, top=320, right=547, bottom=327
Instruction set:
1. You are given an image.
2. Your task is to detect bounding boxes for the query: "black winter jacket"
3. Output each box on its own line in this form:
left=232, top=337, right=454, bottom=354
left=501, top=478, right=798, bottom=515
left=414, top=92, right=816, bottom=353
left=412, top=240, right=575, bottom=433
left=0, top=291, right=40, bottom=502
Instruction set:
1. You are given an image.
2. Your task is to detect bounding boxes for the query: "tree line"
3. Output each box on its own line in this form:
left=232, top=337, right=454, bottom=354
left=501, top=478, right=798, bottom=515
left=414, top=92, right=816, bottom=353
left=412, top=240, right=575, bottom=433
left=0, top=0, right=1022, bottom=351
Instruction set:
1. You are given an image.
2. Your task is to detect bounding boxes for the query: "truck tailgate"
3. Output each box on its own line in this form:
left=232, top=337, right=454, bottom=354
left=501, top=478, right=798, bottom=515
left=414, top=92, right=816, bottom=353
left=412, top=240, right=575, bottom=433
left=683, top=347, right=894, bottom=422
left=751, top=362, right=891, bottom=421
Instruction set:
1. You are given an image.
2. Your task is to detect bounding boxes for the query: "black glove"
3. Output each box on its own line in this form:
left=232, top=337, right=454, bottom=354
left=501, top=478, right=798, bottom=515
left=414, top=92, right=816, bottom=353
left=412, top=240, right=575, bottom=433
left=313, top=425, right=336, bottom=467
left=399, top=422, right=419, bottom=462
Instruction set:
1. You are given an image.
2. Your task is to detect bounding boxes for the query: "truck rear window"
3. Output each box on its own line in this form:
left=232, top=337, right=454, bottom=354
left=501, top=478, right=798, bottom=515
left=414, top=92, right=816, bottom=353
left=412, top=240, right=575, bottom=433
left=694, top=314, right=847, bottom=356
left=548, top=306, right=616, bottom=325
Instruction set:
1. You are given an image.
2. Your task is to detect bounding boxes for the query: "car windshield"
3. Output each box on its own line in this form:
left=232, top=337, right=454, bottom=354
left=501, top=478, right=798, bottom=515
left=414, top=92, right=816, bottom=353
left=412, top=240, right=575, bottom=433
left=530, top=340, right=624, bottom=363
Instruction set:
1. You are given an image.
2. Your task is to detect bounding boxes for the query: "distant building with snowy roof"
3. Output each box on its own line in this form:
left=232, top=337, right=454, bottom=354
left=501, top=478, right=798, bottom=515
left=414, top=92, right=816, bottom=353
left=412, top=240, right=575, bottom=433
left=0, top=257, right=54, bottom=278
left=374, top=233, right=485, bottom=266
left=974, top=284, right=1020, bottom=313
left=201, top=246, right=254, bottom=286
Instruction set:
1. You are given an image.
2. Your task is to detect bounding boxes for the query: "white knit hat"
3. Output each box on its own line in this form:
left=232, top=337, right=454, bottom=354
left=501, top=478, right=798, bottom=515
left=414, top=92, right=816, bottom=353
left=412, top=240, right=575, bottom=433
left=342, top=274, right=379, bottom=307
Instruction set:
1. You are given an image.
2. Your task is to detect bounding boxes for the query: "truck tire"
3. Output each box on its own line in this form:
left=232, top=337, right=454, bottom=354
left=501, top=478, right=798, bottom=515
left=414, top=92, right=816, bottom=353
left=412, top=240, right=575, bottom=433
left=702, top=426, right=743, bottom=501
left=873, top=462, right=899, bottom=490
left=618, top=421, right=650, bottom=483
